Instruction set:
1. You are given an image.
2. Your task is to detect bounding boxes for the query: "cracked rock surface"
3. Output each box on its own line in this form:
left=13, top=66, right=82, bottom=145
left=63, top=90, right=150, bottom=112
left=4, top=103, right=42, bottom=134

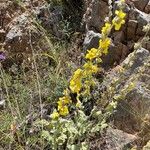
left=83, top=0, right=150, bottom=69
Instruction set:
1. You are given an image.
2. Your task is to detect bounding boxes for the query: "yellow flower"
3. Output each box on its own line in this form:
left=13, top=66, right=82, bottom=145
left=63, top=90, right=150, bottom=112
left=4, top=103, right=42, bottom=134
left=115, top=10, right=126, bottom=19
left=59, top=96, right=71, bottom=105
left=70, top=79, right=82, bottom=93
left=69, top=69, right=83, bottom=93
left=99, top=38, right=111, bottom=54
left=63, top=89, right=69, bottom=95
left=112, top=19, right=125, bottom=30
left=71, top=69, right=83, bottom=81
left=57, top=100, right=63, bottom=110
left=59, top=105, right=69, bottom=116
left=83, top=62, right=99, bottom=75
left=50, top=110, right=59, bottom=119
left=85, top=48, right=98, bottom=60
left=112, top=10, right=126, bottom=31
left=101, top=22, right=112, bottom=36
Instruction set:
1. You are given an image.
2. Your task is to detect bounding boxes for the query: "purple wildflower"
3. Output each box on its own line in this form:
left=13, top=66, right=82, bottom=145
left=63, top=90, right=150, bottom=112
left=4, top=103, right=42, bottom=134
left=0, top=52, right=6, bottom=61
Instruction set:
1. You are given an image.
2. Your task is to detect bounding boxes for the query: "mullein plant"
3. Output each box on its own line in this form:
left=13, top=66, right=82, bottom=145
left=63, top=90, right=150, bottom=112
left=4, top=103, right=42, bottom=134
left=39, top=0, right=128, bottom=149
left=51, top=0, right=127, bottom=119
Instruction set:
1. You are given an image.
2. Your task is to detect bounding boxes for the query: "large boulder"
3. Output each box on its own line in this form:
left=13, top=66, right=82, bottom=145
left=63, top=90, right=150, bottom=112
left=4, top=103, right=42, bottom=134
left=98, top=48, right=150, bottom=146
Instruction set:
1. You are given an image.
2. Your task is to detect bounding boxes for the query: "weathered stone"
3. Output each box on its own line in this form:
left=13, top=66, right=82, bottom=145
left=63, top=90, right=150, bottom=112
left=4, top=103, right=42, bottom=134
left=113, top=31, right=125, bottom=44
left=90, top=127, right=138, bottom=150
left=83, top=30, right=101, bottom=50
left=105, top=127, right=137, bottom=150
left=127, top=20, right=138, bottom=40
left=146, top=41, right=150, bottom=51
left=133, top=0, right=149, bottom=12
left=83, top=0, right=109, bottom=31
left=136, top=9, right=150, bottom=37
left=4, top=12, right=41, bottom=54
left=100, top=48, right=150, bottom=135
left=145, top=1, right=150, bottom=14
left=127, top=8, right=150, bottom=42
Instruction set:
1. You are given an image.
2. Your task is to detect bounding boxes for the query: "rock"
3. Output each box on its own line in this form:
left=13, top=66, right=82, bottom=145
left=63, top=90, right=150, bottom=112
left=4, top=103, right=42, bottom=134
left=126, top=8, right=150, bottom=41
left=0, top=1, right=47, bottom=56
left=145, top=1, right=150, bottom=14
left=101, top=43, right=129, bottom=69
left=113, top=31, right=125, bottom=44
left=133, top=0, right=149, bottom=12
left=90, top=127, right=138, bottom=150
left=135, top=9, right=150, bottom=37
left=127, top=20, right=138, bottom=40
left=83, top=30, right=101, bottom=50
left=100, top=48, right=150, bottom=135
left=105, top=127, right=137, bottom=150
left=4, top=12, right=41, bottom=54
left=146, top=41, right=150, bottom=50
left=1, top=0, right=67, bottom=57
left=83, top=0, right=109, bottom=31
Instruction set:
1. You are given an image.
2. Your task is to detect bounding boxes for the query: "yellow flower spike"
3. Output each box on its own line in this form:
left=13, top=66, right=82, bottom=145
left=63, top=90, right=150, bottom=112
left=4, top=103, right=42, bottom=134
left=112, top=19, right=125, bottom=30
left=59, top=105, right=69, bottom=116
left=85, top=48, right=99, bottom=60
left=71, top=69, right=83, bottom=82
left=57, top=100, right=63, bottom=110
left=63, top=89, right=70, bottom=96
left=101, top=22, right=112, bottom=36
left=70, top=79, right=82, bottom=93
left=82, top=80, right=92, bottom=96
left=59, top=96, right=72, bottom=105
left=96, top=57, right=102, bottom=63
left=91, top=65, right=99, bottom=73
left=69, top=69, right=83, bottom=93
left=112, top=10, right=126, bottom=30
left=99, top=38, right=111, bottom=54
left=83, top=62, right=99, bottom=74
left=115, top=10, right=126, bottom=19
left=53, top=0, right=127, bottom=119
left=50, top=109, right=60, bottom=119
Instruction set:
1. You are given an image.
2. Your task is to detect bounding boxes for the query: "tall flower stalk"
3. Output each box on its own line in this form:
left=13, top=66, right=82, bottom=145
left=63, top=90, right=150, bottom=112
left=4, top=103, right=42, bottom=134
left=51, top=0, right=127, bottom=119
